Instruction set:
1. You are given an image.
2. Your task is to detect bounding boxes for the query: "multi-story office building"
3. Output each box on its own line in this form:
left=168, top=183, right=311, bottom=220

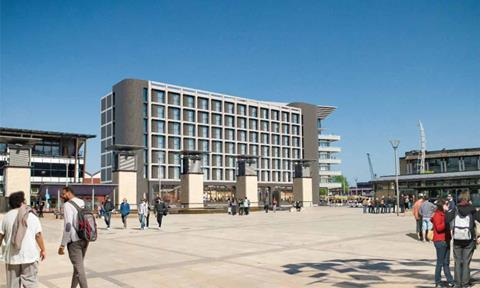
left=372, top=148, right=480, bottom=200
left=101, top=79, right=341, bottom=204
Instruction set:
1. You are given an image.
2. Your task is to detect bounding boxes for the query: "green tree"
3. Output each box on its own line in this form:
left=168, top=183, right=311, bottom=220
left=332, top=175, right=349, bottom=194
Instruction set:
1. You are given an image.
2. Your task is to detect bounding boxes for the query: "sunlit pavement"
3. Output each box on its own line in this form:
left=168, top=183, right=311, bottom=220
left=1, top=207, right=478, bottom=288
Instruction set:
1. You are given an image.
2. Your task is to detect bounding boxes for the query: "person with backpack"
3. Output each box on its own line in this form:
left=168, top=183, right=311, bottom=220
left=154, top=198, right=168, bottom=230
left=431, top=199, right=454, bottom=287
left=446, top=191, right=480, bottom=288
left=58, top=186, right=92, bottom=288
left=103, top=196, right=114, bottom=230
left=119, top=198, right=130, bottom=229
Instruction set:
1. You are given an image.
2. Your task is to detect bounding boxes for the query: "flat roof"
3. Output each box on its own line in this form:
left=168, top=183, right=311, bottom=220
left=0, top=127, right=95, bottom=140
left=372, top=170, right=480, bottom=182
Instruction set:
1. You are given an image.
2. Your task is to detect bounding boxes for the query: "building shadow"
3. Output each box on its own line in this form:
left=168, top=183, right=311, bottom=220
left=282, top=258, right=480, bottom=287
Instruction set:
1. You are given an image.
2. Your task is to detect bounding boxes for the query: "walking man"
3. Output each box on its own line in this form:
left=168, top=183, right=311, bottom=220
left=58, top=186, right=89, bottom=288
left=244, top=197, right=250, bottom=215
left=154, top=198, right=168, bottom=230
left=0, top=191, right=46, bottom=288
left=413, top=194, right=424, bottom=241
left=103, top=196, right=114, bottom=230
left=419, top=196, right=436, bottom=242
left=119, top=199, right=130, bottom=229
left=138, top=199, right=148, bottom=230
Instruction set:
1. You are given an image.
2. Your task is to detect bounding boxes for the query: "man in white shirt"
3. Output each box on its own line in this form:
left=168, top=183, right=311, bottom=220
left=57, top=186, right=89, bottom=288
left=0, top=191, right=46, bottom=288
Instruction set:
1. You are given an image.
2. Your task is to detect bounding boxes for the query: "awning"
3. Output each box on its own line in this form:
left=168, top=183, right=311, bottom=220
left=39, top=184, right=116, bottom=198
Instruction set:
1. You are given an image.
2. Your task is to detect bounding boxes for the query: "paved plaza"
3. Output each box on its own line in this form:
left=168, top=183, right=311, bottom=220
left=1, top=207, right=480, bottom=288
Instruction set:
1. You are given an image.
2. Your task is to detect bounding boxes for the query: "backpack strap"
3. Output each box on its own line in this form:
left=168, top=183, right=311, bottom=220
left=68, top=200, right=82, bottom=213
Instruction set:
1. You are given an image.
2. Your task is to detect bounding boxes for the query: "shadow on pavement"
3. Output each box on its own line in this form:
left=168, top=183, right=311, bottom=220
left=283, top=258, right=480, bottom=287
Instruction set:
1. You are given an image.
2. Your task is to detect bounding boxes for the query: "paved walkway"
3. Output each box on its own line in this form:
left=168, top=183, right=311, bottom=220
left=1, top=207, right=479, bottom=287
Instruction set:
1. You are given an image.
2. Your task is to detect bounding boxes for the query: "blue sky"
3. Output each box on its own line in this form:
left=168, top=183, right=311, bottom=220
left=1, top=0, right=479, bottom=184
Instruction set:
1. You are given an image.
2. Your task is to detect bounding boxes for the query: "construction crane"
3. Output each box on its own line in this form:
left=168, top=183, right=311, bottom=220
left=366, top=153, right=377, bottom=180
left=418, top=120, right=427, bottom=174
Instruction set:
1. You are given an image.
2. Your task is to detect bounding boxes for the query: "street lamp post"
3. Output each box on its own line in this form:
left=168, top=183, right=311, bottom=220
left=389, top=140, right=400, bottom=216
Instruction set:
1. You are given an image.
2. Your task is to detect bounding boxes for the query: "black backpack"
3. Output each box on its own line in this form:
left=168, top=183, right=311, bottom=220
left=69, top=200, right=97, bottom=242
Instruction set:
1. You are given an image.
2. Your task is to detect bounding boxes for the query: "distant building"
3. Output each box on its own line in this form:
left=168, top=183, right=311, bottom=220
left=349, top=182, right=373, bottom=196
left=372, top=147, right=480, bottom=201
left=0, top=127, right=114, bottom=210
left=83, top=171, right=101, bottom=184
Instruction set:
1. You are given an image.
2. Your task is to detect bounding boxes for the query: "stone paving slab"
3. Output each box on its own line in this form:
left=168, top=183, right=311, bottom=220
left=1, top=207, right=480, bottom=287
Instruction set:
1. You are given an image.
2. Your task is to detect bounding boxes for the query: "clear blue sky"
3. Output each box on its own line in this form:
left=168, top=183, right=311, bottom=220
left=1, top=0, right=479, bottom=184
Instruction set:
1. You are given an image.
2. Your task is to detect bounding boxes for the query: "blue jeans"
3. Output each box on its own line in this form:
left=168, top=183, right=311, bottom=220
left=104, top=212, right=112, bottom=228
left=139, top=214, right=146, bottom=229
left=434, top=241, right=454, bottom=284
left=422, top=219, right=432, bottom=232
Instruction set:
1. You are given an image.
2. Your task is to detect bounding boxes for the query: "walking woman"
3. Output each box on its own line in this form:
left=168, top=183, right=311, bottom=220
left=431, top=199, right=454, bottom=287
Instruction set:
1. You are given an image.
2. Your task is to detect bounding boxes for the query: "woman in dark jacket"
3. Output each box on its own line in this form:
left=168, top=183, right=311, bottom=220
left=431, top=199, right=454, bottom=287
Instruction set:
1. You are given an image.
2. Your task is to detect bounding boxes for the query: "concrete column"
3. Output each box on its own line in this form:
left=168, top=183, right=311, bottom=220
left=236, top=175, right=258, bottom=207
left=180, top=173, right=204, bottom=208
left=5, top=167, right=31, bottom=204
left=293, top=177, right=313, bottom=207
left=112, top=170, right=137, bottom=210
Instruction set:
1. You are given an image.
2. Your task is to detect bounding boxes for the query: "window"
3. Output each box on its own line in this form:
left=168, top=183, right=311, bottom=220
left=261, top=121, right=269, bottom=131
left=282, top=124, right=289, bottom=134
left=261, top=133, right=269, bottom=144
left=292, top=114, right=300, bottom=124
left=273, top=147, right=280, bottom=158
left=272, top=123, right=280, bottom=133
left=225, top=102, right=234, bottom=114
left=169, top=92, right=180, bottom=105
left=249, top=132, right=258, bottom=143
left=250, top=145, right=258, bottom=155
left=153, top=106, right=165, bottom=118
left=225, top=116, right=234, bottom=127
left=199, top=112, right=209, bottom=124
left=293, top=149, right=300, bottom=159
left=213, top=141, right=223, bottom=153
left=184, top=95, right=195, bottom=108
left=169, top=122, right=181, bottom=135
left=153, top=136, right=165, bottom=149
left=238, top=104, right=246, bottom=115
left=293, top=137, right=300, bottom=147
left=203, top=154, right=210, bottom=166
left=212, top=100, right=222, bottom=112
left=238, top=144, right=247, bottom=155
left=198, top=98, right=209, bottom=110
left=317, top=119, right=322, bottom=129
left=199, top=140, right=209, bottom=152
left=212, top=127, right=222, bottom=139
left=226, top=156, right=235, bottom=167
left=184, top=110, right=195, bottom=122
left=282, top=136, right=290, bottom=146
left=239, top=131, right=247, bottom=142
left=282, top=112, right=289, bottom=122
left=152, top=90, right=165, bottom=103
left=446, top=157, right=460, bottom=172
left=169, top=137, right=181, bottom=150
left=464, top=156, right=479, bottom=171
left=249, top=106, right=258, bottom=117
left=199, top=126, right=209, bottom=138
left=272, top=135, right=280, bottom=145
left=143, top=88, right=148, bottom=103
left=225, top=129, right=235, bottom=140
left=226, top=142, right=235, bottom=154
left=292, top=125, right=300, bottom=135
left=272, top=110, right=280, bottom=121
left=213, top=114, right=222, bottom=126
left=261, top=108, right=269, bottom=119
left=249, top=119, right=258, bottom=130
left=238, top=117, right=247, bottom=129
left=262, top=146, right=269, bottom=157
left=184, top=138, right=195, bottom=150
left=153, top=120, right=165, bottom=133
left=185, top=124, right=195, bottom=137
left=169, top=107, right=180, bottom=120
left=213, top=155, right=223, bottom=167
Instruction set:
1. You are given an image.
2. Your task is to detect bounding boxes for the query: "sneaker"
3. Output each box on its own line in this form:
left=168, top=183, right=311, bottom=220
left=107, top=227, right=111, bottom=230
left=446, top=282, right=455, bottom=287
